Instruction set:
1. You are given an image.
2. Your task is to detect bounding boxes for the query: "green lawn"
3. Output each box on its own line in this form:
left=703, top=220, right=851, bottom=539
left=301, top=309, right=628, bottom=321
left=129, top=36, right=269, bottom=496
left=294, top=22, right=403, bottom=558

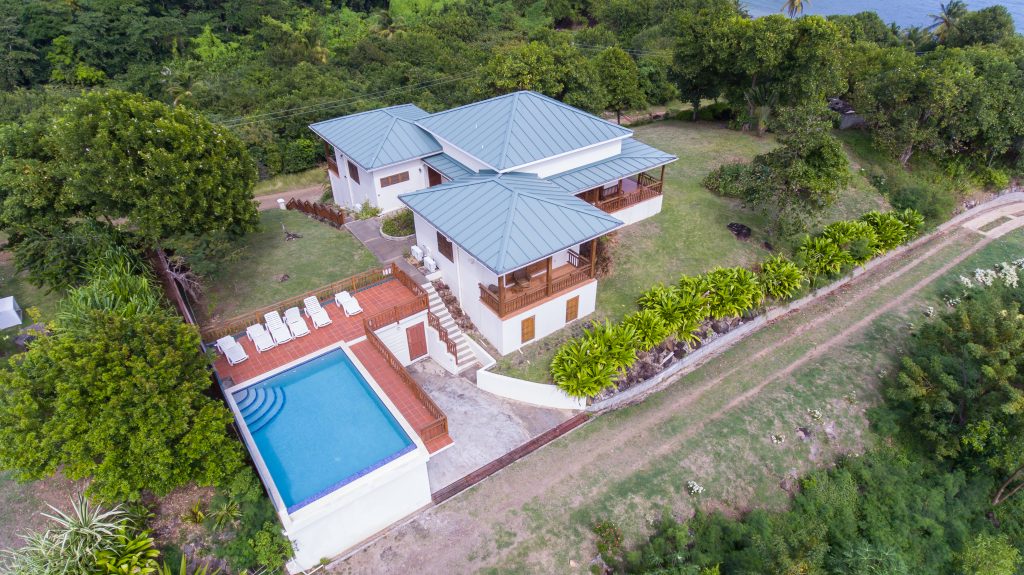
left=197, top=210, right=378, bottom=322
left=252, top=167, right=328, bottom=197
left=495, top=121, right=888, bottom=382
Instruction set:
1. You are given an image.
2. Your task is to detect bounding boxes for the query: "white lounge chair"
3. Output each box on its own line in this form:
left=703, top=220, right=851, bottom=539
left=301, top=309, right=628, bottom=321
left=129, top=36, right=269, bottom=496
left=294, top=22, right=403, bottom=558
left=283, top=307, right=310, bottom=338
left=302, top=296, right=333, bottom=328
left=215, top=335, right=249, bottom=366
left=264, top=311, right=294, bottom=344
left=246, top=324, right=277, bottom=352
left=334, top=291, right=364, bottom=317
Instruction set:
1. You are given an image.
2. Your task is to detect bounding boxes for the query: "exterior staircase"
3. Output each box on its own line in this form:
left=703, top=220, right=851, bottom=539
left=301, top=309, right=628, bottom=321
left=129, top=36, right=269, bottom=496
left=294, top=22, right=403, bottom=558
left=422, top=282, right=477, bottom=370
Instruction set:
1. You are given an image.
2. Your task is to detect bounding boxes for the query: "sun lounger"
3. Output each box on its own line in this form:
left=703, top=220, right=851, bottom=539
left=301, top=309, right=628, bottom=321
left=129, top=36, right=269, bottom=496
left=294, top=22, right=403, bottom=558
left=246, top=324, right=277, bottom=352
left=215, top=335, right=249, bottom=365
left=334, top=291, right=364, bottom=317
left=264, top=311, right=294, bottom=345
left=283, top=306, right=310, bottom=338
left=302, top=296, right=332, bottom=328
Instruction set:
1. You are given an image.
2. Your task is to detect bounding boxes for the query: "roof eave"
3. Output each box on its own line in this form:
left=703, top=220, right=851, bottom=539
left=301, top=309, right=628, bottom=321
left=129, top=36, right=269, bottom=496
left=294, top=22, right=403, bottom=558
left=496, top=133, right=633, bottom=174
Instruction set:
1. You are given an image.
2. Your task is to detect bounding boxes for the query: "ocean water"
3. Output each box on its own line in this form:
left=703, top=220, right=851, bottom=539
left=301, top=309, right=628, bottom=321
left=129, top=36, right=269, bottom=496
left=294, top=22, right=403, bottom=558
left=233, top=348, right=414, bottom=511
left=741, top=0, right=1024, bottom=30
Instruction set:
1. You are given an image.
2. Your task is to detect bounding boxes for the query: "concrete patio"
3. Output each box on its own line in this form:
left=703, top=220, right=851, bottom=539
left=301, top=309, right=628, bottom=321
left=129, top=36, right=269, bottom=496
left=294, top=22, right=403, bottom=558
left=410, top=360, right=576, bottom=492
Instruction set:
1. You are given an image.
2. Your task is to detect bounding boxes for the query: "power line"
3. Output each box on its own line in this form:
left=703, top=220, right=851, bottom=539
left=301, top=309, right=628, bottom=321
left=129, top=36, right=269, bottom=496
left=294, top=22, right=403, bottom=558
left=220, top=72, right=478, bottom=128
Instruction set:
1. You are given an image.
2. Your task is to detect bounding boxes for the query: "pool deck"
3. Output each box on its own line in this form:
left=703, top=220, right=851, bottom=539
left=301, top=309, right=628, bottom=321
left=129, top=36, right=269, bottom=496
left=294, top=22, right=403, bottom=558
left=212, top=278, right=453, bottom=453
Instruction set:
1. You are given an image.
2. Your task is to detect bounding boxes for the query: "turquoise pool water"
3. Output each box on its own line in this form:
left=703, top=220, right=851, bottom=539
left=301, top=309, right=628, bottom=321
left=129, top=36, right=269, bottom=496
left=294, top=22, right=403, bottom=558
left=232, top=348, right=414, bottom=512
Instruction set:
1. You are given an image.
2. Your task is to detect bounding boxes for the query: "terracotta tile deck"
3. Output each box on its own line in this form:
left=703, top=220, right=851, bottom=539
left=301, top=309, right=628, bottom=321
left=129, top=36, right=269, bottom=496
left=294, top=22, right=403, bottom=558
left=212, top=278, right=452, bottom=453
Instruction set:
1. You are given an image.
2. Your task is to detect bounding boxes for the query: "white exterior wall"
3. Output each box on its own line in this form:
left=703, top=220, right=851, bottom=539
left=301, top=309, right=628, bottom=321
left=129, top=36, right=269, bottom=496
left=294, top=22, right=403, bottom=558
left=486, top=280, right=597, bottom=355
left=285, top=451, right=430, bottom=571
left=372, top=159, right=430, bottom=214
left=516, top=139, right=623, bottom=178
left=434, top=137, right=493, bottom=172
left=609, top=194, right=663, bottom=226
left=372, top=310, right=428, bottom=366
left=329, top=148, right=375, bottom=210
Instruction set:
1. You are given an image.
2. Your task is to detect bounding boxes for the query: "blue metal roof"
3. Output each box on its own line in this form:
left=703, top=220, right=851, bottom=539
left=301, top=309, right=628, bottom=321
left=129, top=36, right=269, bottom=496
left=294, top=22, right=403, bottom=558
left=399, top=172, right=622, bottom=274
left=416, top=91, right=633, bottom=172
left=422, top=153, right=474, bottom=181
left=548, top=138, right=677, bottom=195
left=309, top=104, right=442, bottom=170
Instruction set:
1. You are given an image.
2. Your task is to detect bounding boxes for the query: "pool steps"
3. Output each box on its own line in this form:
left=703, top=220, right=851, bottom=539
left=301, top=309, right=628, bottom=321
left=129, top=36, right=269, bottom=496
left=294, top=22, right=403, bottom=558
left=235, top=386, right=287, bottom=433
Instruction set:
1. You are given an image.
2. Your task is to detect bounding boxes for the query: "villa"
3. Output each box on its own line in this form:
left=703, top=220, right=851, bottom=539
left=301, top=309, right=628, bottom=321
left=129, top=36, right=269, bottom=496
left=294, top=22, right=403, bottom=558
left=204, top=92, right=675, bottom=572
left=311, top=91, right=677, bottom=354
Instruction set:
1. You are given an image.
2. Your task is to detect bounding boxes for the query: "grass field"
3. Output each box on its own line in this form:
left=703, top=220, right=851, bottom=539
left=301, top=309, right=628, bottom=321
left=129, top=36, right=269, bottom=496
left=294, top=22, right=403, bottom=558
left=252, top=167, right=327, bottom=197
left=335, top=221, right=1020, bottom=574
left=197, top=210, right=378, bottom=322
left=495, top=121, right=889, bottom=382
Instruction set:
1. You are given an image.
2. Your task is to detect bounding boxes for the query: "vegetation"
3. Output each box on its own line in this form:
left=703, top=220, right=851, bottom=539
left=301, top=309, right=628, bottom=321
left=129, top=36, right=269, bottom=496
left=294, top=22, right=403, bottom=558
left=381, top=209, right=415, bottom=237
left=0, top=251, right=242, bottom=502
left=552, top=209, right=922, bottom=397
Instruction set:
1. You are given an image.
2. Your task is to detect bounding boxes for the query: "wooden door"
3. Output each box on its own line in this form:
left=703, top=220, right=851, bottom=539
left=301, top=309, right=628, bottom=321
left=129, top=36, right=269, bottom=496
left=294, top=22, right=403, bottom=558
left=521, top=316, right=535, bottom=343
left=406, top=322, right=427, bottom=360
left=565, top=296, right=579, bottom=322
left=427, top=167, right=443, bottom=187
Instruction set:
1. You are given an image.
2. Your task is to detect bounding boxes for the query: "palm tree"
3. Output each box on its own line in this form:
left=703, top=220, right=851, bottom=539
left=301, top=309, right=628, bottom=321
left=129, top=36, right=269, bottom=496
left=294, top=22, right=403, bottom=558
left=900, top=26, right=931, bottom=50
left=928, top=0, right=968, bottom=43
left=781, top=0, right=808, bottom=18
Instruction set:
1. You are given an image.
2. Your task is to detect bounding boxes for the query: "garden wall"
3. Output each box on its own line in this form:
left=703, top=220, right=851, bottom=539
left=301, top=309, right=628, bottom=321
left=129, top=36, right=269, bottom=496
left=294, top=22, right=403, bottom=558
left=588, top=191, right=1024, bottom=413
left=477, top=370, right=587, bottom=411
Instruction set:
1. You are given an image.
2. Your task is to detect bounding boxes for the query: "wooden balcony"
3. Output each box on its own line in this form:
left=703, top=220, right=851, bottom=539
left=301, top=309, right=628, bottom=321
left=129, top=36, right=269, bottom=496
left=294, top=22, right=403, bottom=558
left=581, top=169, right=665, bottom=214
left=324, top=141, right=339, bottom=176
left=479, top=245, right=596, bottom=318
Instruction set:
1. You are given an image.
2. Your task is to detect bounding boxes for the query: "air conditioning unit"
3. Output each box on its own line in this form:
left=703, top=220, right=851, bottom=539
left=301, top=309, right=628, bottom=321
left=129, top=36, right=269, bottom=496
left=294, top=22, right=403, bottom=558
left=409, top=245, right=424, bottom=262
left=423, top=256, right=438, bottom=273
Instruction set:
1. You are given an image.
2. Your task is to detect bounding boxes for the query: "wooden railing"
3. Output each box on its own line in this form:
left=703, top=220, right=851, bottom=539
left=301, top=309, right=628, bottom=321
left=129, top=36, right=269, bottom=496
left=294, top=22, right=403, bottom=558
left=567, top=249, right=589, bottom=269
left=591, top=173, right=664, bottom=213
left=428, top=311, right=460, bottom=364
left=286, top=198, right=346, bottom=227
left=478, top=266, right=592, bottom=317
left=363, top=314, right=449, bottom=444
left=200, top=264, right=401, bottom=342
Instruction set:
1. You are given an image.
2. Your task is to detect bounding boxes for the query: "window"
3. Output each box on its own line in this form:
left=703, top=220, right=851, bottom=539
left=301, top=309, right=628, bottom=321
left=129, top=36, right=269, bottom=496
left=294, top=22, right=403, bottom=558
left=380, top=171, right=410, bottom=188
left=521, top=316, right=535, bottom=343
left=436, top=232, right=454, bottom=262
left=347, top=160, right=360, bottom=184
left=565, top=296, right=579, bottom=322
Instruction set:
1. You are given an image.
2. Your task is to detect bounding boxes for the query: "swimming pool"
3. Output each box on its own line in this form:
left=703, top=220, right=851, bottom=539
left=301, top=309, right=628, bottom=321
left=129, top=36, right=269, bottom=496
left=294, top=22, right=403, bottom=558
left=232, top=348, right=415, bottom=512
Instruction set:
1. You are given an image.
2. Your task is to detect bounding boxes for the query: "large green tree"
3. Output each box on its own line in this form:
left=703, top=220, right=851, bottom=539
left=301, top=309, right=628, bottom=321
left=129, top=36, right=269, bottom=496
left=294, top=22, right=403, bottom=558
left=889, top=288, right=1024, bottom=505
left=0, top=252, right=243, bottom=500
left=592, top=47, right=645, bottom=124
left=0, top=90, right=258, bottom=288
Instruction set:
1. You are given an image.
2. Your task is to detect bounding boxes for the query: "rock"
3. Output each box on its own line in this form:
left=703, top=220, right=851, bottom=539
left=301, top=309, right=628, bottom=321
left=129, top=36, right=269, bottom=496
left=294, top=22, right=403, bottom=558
left=274, top=274, right=290, bottom=282
left=727, top=222, right=752, bottom=239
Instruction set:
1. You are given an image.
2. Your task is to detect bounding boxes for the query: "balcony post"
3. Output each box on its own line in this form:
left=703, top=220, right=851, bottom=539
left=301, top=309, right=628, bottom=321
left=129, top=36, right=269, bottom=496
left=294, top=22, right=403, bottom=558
left=589, top=238, right=598, bottom=278
left=659, top=165, right=665, bottom=183
left=498, top=275, right=506, bottom=316
left=545, top=256, right=553, bottom=296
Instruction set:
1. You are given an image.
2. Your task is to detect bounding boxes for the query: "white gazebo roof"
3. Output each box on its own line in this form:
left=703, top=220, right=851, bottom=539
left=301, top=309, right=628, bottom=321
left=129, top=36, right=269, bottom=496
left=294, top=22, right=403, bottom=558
left=0, top=296, right=23, bottom=330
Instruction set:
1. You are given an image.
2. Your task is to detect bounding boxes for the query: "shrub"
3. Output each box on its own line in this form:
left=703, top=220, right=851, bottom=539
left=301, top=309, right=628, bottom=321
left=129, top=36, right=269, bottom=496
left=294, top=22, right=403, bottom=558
left=621, top=309, right=671, bottom=352
left=551, top=336, right=619, bottom=398
left=703, top=163, right=752, bottom=198
left=381, top=209, right=415, bottom=237
left=758, top=255, right=805, bottom=301
left=859, top=210, right=911, bottom=252
left=280, top=137, right=319, bottom=174
left=886, top=183, right=956, bottom=225
left=698, top=267, right=764, bottom=319
left=209, top=469, right=293, bottom=572
left=639, top=283, right=706, bottom=344
left=821, top=220, right=879, bottom=264
left=796, top=236, right=854, bottom=285
left=352, top=203, right=381, bottom=220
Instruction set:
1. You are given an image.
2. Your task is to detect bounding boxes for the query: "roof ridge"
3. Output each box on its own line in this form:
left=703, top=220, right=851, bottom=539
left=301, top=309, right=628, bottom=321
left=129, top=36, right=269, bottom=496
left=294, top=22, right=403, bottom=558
left=367, top=115, right=402, bottom=168
left=523, top=91, right=633, bottom=135
left=417, top=92, right=517, bottom=122
left=493, top=173, right=620, bottom=222
left=494, top=181, right=521, bottom=272
left=496, top=93, right=522, bottom=170
left=309, top=103, right=418, bottom=128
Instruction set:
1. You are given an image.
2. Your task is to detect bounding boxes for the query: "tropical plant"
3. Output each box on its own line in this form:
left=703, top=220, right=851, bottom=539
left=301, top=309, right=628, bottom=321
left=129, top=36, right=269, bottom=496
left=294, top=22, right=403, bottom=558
left=757, top=255, right=806, bottom=301
left=859, top=210, right=911, bottom=252
left=781, top=0, right=808, bottom=18
left=208, top=500, right=242, bottom=531
left=586, top=319, right=637, bottom=372
left=796, top=236, right=854, bottom=284
left=894, top=208, right=925, bottom=235
left=621, top=309, right=671, bottom=352
left=551, top=336, right=619, bottom=398
left=699, top=267, right=764, bottom=319
left=640, top=283, right=707, bottom=343
left=183, top=502, right=207, bottom=525
left=928, top=0, right=968, bottom=43
left=821, top=220, right=879, bottom=264
left=2, top=496, right=154, bottom=575
left=157, top=556, right=221, bottom=575
left=743, top=85, right=778, bottom=136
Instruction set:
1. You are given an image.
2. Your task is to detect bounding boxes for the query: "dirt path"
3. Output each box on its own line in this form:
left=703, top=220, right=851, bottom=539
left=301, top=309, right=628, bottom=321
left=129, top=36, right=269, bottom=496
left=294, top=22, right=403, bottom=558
left=255, top=185, right=322, bottom=211
left=330, top=205, right=1024, bottom=574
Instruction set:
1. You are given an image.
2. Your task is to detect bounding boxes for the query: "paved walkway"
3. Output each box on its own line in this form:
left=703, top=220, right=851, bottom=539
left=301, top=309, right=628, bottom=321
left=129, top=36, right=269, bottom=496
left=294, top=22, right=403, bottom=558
left=346, top=217, right=416, bottom=264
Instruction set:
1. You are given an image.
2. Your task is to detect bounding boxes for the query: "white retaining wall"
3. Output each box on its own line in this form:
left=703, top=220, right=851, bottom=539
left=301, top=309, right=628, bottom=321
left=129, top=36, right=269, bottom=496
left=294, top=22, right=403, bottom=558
left=477, top=370, right=587, bottom=410
left=372, top=310, right=429, bottom=366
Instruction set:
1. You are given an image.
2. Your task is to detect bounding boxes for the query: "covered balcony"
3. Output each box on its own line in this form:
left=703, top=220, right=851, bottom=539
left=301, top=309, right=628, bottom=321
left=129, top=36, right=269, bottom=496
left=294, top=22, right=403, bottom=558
left=578, top=167, right=665, bottom=214
left=479, top=241, right=597, bottom=318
